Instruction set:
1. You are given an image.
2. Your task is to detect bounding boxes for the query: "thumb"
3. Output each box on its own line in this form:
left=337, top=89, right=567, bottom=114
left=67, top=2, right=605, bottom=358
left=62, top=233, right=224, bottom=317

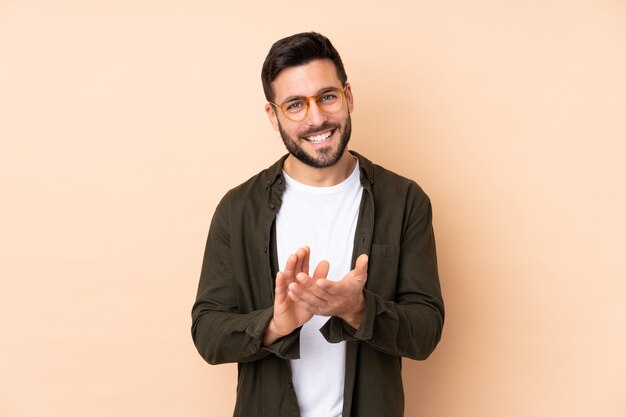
left=353, top=254, right=368, bottom=282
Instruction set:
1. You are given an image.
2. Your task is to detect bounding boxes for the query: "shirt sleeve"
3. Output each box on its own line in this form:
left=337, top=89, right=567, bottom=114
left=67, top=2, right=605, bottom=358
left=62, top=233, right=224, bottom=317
left=191, top=191, right=301, bottom=365
left=319, top=185, right=444, bottom=360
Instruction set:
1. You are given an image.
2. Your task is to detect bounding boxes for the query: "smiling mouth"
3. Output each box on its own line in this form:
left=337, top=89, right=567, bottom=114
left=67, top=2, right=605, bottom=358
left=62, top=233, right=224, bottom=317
left=303, top=129, right=335, bottom=144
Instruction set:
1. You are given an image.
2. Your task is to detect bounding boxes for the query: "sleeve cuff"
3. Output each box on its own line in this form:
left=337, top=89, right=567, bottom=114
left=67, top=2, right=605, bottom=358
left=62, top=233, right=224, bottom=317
left=319, top=290, right=381, bottom=343
left=250, top=308, right=302, bottom=360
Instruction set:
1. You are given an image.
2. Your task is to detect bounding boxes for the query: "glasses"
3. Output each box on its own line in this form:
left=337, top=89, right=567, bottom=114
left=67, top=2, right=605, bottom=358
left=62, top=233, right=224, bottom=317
left=269, top=86, right=346, bottom=122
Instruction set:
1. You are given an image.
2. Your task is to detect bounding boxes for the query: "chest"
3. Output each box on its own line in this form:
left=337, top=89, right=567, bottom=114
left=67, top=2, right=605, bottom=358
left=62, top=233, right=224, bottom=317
left=275, top=184, right=362, bottom=280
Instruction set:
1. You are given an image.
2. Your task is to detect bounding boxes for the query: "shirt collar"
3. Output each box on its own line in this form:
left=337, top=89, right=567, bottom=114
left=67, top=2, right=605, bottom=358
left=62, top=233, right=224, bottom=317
left=264, top=150, right=374, bottom=188
left=350, top=150, right=374, bottom=186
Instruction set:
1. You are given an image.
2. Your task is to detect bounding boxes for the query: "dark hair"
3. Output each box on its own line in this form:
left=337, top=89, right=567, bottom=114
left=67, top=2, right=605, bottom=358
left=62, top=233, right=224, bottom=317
left=261, top=32, right=348, bottom=102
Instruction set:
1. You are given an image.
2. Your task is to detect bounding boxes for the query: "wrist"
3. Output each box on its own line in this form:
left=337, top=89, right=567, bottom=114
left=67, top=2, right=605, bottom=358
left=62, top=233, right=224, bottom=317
left=341, top=296, right=365, bottom=330
left=262, top=318, right=288, bottom=346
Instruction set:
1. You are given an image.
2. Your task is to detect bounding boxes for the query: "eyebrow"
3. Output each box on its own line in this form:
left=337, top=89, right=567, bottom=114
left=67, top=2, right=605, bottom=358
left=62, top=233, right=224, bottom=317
left=281, top=86, right=341, bottom=103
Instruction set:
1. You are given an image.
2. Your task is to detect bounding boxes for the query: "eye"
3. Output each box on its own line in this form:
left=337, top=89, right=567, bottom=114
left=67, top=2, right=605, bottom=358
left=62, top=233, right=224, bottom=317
left=319, top=92, right=339, bottom=102
left=284, top=100, right=306, bottom=112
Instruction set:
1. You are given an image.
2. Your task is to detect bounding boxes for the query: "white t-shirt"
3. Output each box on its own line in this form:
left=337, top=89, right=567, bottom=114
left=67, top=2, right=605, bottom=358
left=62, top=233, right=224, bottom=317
left=276, top=159, right=363, bottom=417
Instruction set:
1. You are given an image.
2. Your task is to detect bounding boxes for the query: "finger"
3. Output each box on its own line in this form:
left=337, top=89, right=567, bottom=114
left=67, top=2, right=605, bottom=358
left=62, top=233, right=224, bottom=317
left=286, top=291, right=318, bottom=314
left=289, top=280, right=326, bottom=302
left=312, top=260, right=329, bottom=280
left=296, top=272, right=322, bottom=288
left=274, top=272, right=287, bottom=303
left=283, top=254, right=298, bottom=280
left=294, top=248, right=306, bottom=274
left=287, top=284, right=326, bottom=313
left=301, top=246, right=310, bottom=275
left=315, top=278, right=341, bottom=295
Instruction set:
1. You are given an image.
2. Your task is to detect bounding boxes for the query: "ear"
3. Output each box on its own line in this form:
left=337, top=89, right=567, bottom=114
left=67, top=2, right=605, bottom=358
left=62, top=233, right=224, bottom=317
left=265, top=103, right=280, bottom=131
left=343, top=82, right=355, bottom=113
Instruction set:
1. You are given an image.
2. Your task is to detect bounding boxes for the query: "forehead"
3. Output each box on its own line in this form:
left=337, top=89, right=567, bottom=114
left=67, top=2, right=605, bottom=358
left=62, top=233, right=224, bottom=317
left=272, top=59, right=342, bottom=101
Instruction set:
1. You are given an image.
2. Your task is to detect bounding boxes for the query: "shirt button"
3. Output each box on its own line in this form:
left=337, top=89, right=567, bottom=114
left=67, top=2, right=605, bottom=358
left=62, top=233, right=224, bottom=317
left=263, top=246, right=267, bottom=253
left=288, top=383, right=293, bottom=389
left=269, top=203, right=276, bottom=210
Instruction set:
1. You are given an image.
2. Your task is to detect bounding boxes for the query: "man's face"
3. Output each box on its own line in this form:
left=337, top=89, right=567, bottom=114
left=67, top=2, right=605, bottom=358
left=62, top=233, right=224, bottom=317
left=265, top=59, right=354, bottom=168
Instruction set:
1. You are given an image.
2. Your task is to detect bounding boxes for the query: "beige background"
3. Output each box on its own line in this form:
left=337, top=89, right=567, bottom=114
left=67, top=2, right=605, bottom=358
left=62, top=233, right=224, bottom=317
left=1, top=1, right=625, bottom=416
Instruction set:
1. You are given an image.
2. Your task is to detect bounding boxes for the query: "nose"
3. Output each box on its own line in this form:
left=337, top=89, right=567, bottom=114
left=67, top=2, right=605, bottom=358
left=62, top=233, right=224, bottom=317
left=305, top=98, right=327, bottom=126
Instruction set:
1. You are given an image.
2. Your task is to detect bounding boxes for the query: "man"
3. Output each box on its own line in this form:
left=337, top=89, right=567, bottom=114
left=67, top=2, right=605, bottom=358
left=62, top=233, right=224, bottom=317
left=192, top=32, right=444, bottom=417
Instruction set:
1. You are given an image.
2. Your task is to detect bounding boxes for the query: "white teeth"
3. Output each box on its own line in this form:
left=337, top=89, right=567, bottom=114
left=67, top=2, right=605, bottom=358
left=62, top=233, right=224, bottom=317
left=306, top=131, right=333, bottom=143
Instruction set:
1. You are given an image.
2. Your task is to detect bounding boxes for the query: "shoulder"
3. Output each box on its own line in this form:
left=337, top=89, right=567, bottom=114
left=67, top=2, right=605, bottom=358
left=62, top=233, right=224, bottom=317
left=352, top=151, right=429, bottom=202
left=216, top=154, right=287, bottom=211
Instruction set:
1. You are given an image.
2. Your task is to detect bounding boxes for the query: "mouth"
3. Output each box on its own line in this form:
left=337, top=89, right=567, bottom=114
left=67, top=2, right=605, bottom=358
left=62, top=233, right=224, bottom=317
left=302, top=129, right=336, bottom=144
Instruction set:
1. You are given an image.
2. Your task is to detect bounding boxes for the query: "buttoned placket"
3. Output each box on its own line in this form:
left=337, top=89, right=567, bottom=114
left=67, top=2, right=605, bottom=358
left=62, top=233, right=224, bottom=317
left=253, top=152, right=379, bottom=417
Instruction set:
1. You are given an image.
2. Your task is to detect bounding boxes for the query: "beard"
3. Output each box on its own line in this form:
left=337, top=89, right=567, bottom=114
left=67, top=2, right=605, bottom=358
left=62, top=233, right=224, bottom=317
left=278, top=115, right=352, bottom=169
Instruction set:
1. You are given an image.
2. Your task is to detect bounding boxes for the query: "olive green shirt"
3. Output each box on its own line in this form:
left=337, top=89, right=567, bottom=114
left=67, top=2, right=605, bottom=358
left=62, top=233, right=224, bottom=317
left=191, top=151, right=444, bottom=417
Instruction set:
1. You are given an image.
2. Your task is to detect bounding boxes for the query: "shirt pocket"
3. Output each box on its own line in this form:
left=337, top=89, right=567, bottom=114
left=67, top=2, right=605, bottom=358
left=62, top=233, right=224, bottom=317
left=366, top=243, right=400, bottom=299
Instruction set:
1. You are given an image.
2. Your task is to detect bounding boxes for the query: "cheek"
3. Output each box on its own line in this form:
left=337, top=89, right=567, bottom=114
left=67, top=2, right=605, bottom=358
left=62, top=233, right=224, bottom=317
left=286, top=124, right=307, bottom=138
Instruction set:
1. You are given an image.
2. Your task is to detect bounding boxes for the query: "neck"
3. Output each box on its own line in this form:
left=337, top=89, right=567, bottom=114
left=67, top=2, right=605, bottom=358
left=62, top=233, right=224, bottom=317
left=283, top=151, right=356, bottom=187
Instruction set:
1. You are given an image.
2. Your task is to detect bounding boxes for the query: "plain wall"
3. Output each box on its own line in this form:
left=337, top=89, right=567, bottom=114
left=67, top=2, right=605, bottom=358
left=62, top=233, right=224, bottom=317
left=1, top=1, right=625, bottom=416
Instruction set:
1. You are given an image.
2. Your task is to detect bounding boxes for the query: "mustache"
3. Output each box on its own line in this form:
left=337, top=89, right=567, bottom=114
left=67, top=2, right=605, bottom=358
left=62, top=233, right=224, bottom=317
left=299, top=122, right=340, bottom=138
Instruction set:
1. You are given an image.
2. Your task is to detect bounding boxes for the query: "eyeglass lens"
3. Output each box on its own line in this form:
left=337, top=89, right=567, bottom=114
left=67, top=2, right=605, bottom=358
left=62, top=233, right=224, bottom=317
left=280, top=89, right=343, bottom=121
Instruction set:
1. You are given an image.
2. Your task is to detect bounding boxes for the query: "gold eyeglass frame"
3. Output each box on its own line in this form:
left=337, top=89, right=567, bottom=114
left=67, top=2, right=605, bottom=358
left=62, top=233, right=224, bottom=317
left=269, top=86, right=346, bottom=122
